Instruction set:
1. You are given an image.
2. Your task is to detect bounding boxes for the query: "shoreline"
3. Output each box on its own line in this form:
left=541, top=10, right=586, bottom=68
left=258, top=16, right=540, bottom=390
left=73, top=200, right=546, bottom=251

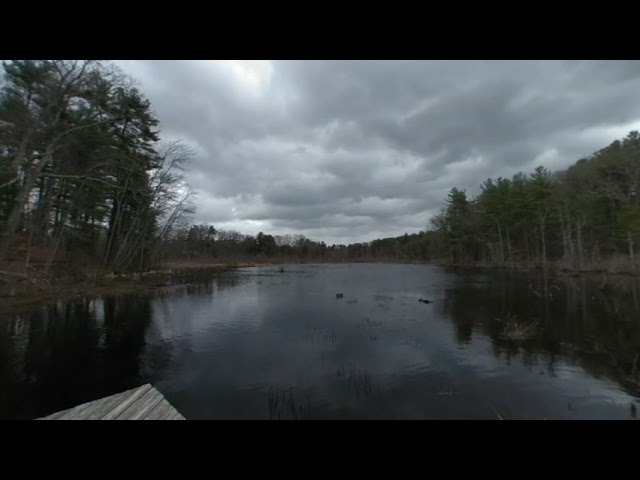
left=429, top=261, right=640, bottom=279
left=2, top=259, right=639, bottom=314
left=0, top=263, right=246, bottom=313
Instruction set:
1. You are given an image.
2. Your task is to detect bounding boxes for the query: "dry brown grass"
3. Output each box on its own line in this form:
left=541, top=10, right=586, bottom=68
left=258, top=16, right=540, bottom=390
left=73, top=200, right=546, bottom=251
left=496, top=315, right=541, bottom=341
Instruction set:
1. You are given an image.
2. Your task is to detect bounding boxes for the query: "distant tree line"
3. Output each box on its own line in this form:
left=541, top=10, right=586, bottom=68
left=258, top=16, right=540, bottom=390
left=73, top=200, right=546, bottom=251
left=159, top=227, right=332, bottom=261
left=157, top=223, right=432, bottom=263
left=124, top=131, right=640, bottom=272
left=338, top=131, right=640, bottom=272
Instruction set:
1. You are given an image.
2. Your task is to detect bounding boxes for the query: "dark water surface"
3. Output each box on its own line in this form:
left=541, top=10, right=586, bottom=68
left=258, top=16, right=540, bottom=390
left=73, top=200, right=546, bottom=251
left=1, top=263, right=640, bottom=420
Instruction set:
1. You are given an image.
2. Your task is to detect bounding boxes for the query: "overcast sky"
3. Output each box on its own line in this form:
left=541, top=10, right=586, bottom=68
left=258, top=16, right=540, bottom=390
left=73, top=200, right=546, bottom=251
left=115, top=60, right=640, bottom=245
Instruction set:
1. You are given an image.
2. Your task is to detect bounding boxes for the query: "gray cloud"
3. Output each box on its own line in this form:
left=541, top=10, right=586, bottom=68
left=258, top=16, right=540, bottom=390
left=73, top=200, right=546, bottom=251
left=116, top=60, right=640, bottom=244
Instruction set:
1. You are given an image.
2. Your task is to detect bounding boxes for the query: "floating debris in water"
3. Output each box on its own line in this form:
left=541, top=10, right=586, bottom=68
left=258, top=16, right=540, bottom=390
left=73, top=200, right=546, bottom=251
left=373, top=294, right=394, bottom=301
left=418, top=298, right=433, bottom=304
left=358, top=317, right=383, bottom=328
left=336, top=293, right=344, bottom=299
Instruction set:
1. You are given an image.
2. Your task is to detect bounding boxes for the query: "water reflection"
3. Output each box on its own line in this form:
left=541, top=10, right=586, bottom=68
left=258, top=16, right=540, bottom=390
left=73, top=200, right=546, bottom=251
left=0, top=296, right=157, bottom=419
left=0, top=264, right=639, bottom=420
left=440, top=270, right=640, bottom=398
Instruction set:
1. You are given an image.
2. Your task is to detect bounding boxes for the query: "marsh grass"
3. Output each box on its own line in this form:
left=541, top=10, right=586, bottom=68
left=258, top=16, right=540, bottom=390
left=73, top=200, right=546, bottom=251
left=496, top=314, right=541, bottom=341
left=267, top=386, right=311, bottom=420
left=428, top=377, right=459, bottom=396
left=358, top=317, right=383, bottom=329
left=305, top=328, right=337, bottom=345
left=337, top=363, right=373, bottom=398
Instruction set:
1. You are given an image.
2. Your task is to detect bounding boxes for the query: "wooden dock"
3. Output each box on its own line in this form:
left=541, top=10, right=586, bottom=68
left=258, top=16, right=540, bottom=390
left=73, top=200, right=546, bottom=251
left=37, top=384, right=186, bottom=420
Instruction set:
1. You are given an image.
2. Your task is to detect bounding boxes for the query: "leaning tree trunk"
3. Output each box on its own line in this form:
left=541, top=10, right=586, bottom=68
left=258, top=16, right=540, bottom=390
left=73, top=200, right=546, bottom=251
left=0, top=143, right=56, bottom=269
left=1, top=118, right=119, bottom=270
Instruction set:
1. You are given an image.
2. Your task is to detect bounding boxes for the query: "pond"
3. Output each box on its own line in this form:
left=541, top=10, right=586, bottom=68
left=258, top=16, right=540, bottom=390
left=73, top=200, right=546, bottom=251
left=1, top=263, right=639, bottom=420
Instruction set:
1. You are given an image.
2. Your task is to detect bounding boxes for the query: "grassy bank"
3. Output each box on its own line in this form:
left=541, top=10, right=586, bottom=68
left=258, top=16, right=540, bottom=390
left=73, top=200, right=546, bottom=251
left=0, top=262, right=246, bottom=313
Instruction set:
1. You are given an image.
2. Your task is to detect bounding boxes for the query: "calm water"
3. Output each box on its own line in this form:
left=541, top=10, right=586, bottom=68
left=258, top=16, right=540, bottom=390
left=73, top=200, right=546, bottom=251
left=1, top=263, right=640, bottom=420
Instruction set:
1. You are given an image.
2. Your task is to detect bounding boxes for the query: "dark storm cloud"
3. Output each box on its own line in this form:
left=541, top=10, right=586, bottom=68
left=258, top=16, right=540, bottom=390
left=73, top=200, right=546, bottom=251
left=117, top=60, right=640, bottom=244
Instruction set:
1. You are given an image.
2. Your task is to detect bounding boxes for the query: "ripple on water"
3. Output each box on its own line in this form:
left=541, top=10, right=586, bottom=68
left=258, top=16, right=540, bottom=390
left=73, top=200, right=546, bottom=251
left=1, top=263, right=639, bottom=420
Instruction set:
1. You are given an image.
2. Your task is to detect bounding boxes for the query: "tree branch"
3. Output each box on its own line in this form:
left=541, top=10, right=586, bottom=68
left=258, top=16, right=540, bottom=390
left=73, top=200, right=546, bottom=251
left=0, top=175, right=20, bottom=190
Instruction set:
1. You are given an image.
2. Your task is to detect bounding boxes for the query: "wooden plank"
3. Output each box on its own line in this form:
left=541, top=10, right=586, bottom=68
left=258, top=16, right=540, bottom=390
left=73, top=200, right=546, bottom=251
left=81, top=390, right=134, bottom=420
left=169, top=410, right=186, bottom=420
left=39, top=408, right=72, bottom=420
left=66, top=390, right=135, bottom=420
left=59, top=401, right=103, bottom=420
left=36, top=383, right=185, bottom=420
left=143, top=398, right=178, bottom=420
left=38, top=385, right=141, bottom=420
left=115, top=387, right=164, bottom=420
left=51, top=398, right=106, bottom=420
left=100, top=384, right=153, bottom=420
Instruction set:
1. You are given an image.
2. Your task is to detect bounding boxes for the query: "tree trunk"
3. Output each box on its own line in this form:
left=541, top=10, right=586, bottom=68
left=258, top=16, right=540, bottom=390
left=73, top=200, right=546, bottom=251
left=139, top=243, right=145, bottom=271
left=566, top=208, right=574, bottom=263
left=104, top=169, right=133, bottom=268
left=558, top=206, right=569, bottom=262
left=7, top=130, right=33, bottom=176
left=505, top=226, right=513, bottom=266
left=0, top=143, right=56, bottom=269
left=104, top=197, right=120, bottom=267
left=24, top=222, right=33, bottom=275
left=576, top=217, right=584, bottom=270
left=44, top=178, right=89, bottom=273
left=629, top=231, right=635, bottom=267
left=540, top=218, right=547, bottom=271
left=496, top=222, right=504, bottom=265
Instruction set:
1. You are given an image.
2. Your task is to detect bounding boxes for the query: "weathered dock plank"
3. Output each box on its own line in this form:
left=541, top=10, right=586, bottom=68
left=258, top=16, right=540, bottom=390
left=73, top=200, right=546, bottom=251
left=143, top=398, right=179, bottom=420
left=82, top=390, right=133, bottom=420
left=101, top=384, right=153, bottom=420
left=37, top=384, right=185, bottom=420
left=116, top=387, right=164, bottom=420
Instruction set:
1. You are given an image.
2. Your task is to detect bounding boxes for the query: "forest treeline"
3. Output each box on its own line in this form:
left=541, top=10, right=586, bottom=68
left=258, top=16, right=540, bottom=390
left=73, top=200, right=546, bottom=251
left=175, top=130, right=640, bottom=273
left=2, top=60, right=639, bottom=279
left=0, top=60, right=196, bottom=277
left=348, top=131, right=640, bottom=272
